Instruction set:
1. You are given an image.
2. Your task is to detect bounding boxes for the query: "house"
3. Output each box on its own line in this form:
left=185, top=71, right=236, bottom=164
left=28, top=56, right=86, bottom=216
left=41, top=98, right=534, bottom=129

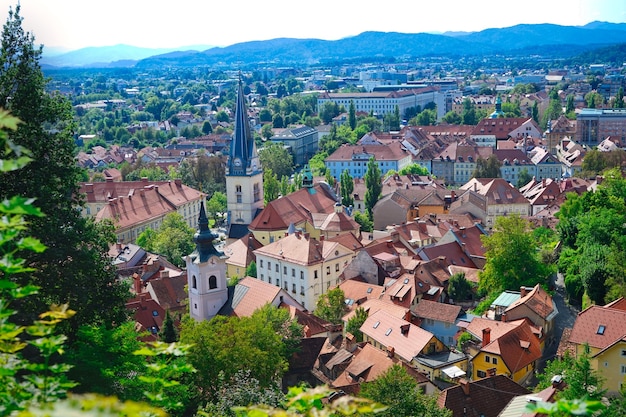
left=412, top=299, right=464, bottom=348
left=528, top=147, right=562, bottom=181
left=437, top=375, right=530, bottom=417
left=324, top=141, right=413, bottom=179
left=451, top=178, right=531, bottom=228
left=223, top=232, right=263, bottom=280
left=567, top=297, right=626, bottom=394
left=80, top=178, right=204, bottom=244
left=360, top=309, right=446, bottom=367
left=502, top=285, right=558, bottom=339
left=248, top=181, right=359, bottom=245
left=125, top=293, right=165, bottom=341
left=519, top=177, right=561, bottom=216
left=465, top=317, right=542, bottom=384
left=338, top=279, right=385, bottom=311
left=493, top=149, right=535, bottom=184
left=371, top=187, right=452, bottom=231
left=470, top=117, right=542, bottom=148
left=218, top=277, right=305, bottom=318
left=555, top=138, right=585, bottom=178
left=253, top=230, right=356, bottom=310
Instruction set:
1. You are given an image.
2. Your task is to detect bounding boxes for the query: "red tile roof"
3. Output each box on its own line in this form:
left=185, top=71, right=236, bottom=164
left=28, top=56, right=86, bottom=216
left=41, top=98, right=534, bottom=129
left=412, top=299, right=462, bottom=324
left=569, top=300, right=626, bottom=351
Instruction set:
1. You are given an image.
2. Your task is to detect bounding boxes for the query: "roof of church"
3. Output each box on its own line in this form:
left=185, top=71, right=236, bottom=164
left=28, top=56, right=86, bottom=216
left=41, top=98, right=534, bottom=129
left=228, top=77, right=260, bottom=175
left=189, top=202, right=222, bottom=264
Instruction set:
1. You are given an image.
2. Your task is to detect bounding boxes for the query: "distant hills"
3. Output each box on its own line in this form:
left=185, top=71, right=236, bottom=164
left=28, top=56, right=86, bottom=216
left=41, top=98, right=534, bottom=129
left=41, top=22, right=626, bottom=69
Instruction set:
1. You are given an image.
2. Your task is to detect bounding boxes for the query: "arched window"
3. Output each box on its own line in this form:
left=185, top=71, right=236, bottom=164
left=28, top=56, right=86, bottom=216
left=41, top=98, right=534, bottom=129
left=209, top=275, right=217, bottom=289
left=192, top=275, right=197, bottom=289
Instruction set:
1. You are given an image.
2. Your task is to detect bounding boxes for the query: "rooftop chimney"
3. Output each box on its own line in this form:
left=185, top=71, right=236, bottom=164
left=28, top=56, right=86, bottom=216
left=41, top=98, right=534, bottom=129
left=387, top=346, right=395, bottom=358
left=459, top=378, right=470, bottom=396
left=501, top=312, right=507, bottom=322
left=482, top=327, right=491, bottom=347
left=520, top=286, right=528, bottom=297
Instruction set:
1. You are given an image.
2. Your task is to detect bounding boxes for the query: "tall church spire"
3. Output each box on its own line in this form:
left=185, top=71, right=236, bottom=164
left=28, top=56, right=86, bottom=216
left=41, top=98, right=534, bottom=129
left=228, top=74, right=260, bottom=175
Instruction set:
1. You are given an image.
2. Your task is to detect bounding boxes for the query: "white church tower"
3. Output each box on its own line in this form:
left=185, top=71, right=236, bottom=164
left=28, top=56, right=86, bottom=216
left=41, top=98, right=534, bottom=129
left=226, top=76, right=264, bottom=240
left=186, top=201, right=228, bottom=321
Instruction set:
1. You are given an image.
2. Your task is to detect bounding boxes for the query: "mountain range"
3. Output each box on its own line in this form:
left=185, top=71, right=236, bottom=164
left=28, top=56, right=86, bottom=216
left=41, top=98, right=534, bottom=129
left=41, top=21, right=626, bottom=69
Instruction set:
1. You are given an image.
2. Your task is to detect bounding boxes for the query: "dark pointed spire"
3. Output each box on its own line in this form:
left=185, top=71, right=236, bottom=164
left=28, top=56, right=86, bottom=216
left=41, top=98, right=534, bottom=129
left=193, top=201, right=222, bottom=262
left=229, top=74, right=257, bottom=175
left=302, top=164, right=313, bottom=188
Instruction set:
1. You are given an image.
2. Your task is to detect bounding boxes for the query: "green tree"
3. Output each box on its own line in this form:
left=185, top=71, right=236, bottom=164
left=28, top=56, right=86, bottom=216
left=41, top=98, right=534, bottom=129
left=348, top=100, right=356, bottom=130
left=354, top=211, right=373, bottom=233
left=346, top=307, right=368, bottom=342
left=364, top=157, right=382, bottom=219
left=246, top=260, right=257, bottom=278
left=442, top=111, right=462, bottom=124
left=472, top=154, right=501, bottom=178
left=448, top=272, right=472, bottom=302
left=180, top=309, right=293, bottom=403
left=261, top=123, right=274, bottom=140
left=136, top=212, right=195, bottom=268
left=614, top=87, right=625, bottom=108
left=206, top=191, right=227, bottom=225
left=314, top=287, right=346, bottom=325
left=159, top=310, right=178, bottom=343
left=479, top=214, right=550, bottom=293
left=201, top=120, right=213, bottom=134
left=398, top=163, right=430, bottom=176
left=0, top=6, right=128, bottom=334
left=259, top=142, right=294, bottom=179
left=263, top=168, right=280, bottom=204
left=360, top=365, right=451, bottom=417
left=340, top=169, right=354, bottom=208
left=517, top=168, right=533, bottom=188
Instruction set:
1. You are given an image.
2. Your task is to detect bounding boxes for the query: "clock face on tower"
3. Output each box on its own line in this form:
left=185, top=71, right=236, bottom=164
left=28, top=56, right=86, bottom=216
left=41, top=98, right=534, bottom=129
left=233, top=157, right=242, bottom=167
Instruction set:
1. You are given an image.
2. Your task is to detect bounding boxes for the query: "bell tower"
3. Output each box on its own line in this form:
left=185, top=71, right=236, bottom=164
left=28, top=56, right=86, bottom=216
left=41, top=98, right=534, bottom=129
left=186, top=201, right=228, bottom=321
left=226, top=75, right=264, bottom=239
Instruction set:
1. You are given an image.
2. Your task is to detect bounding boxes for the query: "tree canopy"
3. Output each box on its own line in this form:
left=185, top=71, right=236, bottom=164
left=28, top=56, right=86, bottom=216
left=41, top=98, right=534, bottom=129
left=364, top=157, right=382, bottom=219
left=136, top=212, right=196, bottom=268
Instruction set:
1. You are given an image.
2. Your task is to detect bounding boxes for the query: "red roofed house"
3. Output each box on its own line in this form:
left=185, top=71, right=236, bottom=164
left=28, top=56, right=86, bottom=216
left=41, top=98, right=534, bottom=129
left=464, top=317, right=542, bottom=385
left=567, top=298, right=626, bottom=394
left=80, top=177, right=204, bottom=244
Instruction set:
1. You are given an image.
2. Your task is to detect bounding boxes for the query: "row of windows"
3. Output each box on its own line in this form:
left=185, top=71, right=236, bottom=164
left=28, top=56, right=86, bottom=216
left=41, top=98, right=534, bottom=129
left=190, top=274, right=218, bottom=290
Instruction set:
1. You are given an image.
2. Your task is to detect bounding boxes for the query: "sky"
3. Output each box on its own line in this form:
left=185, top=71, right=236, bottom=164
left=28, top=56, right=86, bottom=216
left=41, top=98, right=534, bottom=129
left=1, top=0, right=625, bottom=52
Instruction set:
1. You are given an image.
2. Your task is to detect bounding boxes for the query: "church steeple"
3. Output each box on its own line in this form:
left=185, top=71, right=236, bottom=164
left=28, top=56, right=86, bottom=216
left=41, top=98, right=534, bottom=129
left=228, top=75, right=261, bottom=175
left=193, top=201, right=222, bottom=263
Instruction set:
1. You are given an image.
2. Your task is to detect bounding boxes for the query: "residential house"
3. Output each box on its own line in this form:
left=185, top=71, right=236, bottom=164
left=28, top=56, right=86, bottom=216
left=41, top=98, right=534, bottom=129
left=437, top=375, right=530, bottom=417
left=546, top=115, right=577, bottom=155
left=324, top=141, right=413, bottom=179
left=218, top=276, right=305, bottom=317
left=338, top=280, right=385, bottom=312
left=567, top=298, right=626, bottom=394
left=248, top=181, right=359, bottom=244
left=412, top=299, right=464, bottom=347
left=372, top=187, right=452, bottom=231
left=470, top=117, right=542, bottom=148
left=223, top=233, right=263, bottom=280
left=528, top=147, right=563, bottom=181
left=451, top=178, right=531, bottom=228
left=452, top=142, right=494, bottom=185
left=494, top=149, right=535, bottom=184
left=465, top=317, right=542, bottom=384
left=80, top=178, right=204, bottom=243
left=555, top=138, right=585, bottom=178
left=253, top=230, right=356, bottom=310
left=125, top=293, right=165, bottom=340
left=519, top=177, right=561, bottom=216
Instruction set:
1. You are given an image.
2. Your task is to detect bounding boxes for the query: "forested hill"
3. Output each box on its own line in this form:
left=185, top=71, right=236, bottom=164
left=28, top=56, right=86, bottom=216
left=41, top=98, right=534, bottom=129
left=42, top=21, right=626, bottom=69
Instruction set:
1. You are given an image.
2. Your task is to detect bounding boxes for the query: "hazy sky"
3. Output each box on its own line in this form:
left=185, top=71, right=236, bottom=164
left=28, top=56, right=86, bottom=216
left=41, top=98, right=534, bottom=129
left=1, top=0, right=625, bottom=51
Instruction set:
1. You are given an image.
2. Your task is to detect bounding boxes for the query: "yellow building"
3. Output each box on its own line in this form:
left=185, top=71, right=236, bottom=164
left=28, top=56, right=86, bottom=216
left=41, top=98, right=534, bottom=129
left=568, top=298, right=626, bottom=394
left=466, top=317, right=542, bottom=385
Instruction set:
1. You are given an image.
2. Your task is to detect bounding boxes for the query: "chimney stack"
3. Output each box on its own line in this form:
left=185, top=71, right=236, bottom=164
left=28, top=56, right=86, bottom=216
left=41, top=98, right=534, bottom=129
left=501, top=312, right=507, bottom=322
left=387, top=346, right=395, bottom=358
left=482, top=327, right=491, bottom=347
left=459, top=378, right=470, bottom=396
left=520, top=286, right=528, bottom=297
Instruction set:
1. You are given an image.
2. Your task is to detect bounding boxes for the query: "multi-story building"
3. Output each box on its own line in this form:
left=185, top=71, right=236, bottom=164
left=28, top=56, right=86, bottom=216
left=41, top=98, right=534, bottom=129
left=253, top=230, right=355, bottom=310
left=80, top=178, right=204, bottom=244
left=325, top=141, right=412, bottom=180
left=269, top=125, right=319, bottom=167
left=576, top=108, right=626, bottom=146
left=317, top=87, right=445, bottom=120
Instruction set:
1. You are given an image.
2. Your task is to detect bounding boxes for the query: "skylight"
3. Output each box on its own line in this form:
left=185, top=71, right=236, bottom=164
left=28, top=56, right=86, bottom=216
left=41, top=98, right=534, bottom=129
left=373, top=321, right=380, bottom=329
left=385, top=328, right=393, bottom=336
left=597, top=325, right=606, bottom=335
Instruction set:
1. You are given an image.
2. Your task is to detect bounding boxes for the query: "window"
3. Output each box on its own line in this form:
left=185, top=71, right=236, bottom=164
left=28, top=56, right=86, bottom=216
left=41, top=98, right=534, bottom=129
left=492, top=357, right=498, bottom=365
left=300, top=271, right=304, bottom=279
left=477, top=370, right=487, bottom=378
left=260, top=260, right=263, bottom=268
left=292, top=268, right=295, bottom=277
left=236, top=185, right=242, bottom=203
left=485, top=355, right=491, bottom=363
left=268, top=262, right=271, bottom=270
left=301, top=286, right=305, bottom=295
left=621, top=350, right=626, bottom=357
left=621, top=365, right=626, bottom=375
left=335, top=263, right=339, bottom=272
left=192, top=275, right=197, bottom=289
left=275, top=264, right=278, bottom=272
left=284, top=282, right=288, bottom=291
left=260, top=274, right=264, bottom=281
left=275, top=279, right=279, bottom=286
left=284, top=266, right=287, bottom=274
left=209, top=275, right=217, bottom=289
left=314, top=270, right=318, bottom=279
left=292, top=283, right=296, bottom=293
left=326, top=266, right=330, bottom=275
left=253, top=183, right=260, bottom=202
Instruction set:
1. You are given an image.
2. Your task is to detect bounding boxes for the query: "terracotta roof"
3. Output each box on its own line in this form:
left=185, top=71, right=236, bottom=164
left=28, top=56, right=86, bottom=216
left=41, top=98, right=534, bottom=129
left=339, top=280, right=385, bottom=309
left=249, top=183, right=338, bottom=231
left=506, top=284, right=555, bottom=320
left=146, top=272, right=187, bottom=313
left=330, top=343, right=402, bottom=392
left=418, top=241, right=478, bottom=269
left=225, top=277, right=285, bottom=317
left=569, top=300, right=626, bottom=351
left=460, top=178, right=529, bottom=206
left=326, top=232, right=363, bottom=251
left=254, top=232, right=352, bottom=266
left=471, top=117, right=536, bottom=140
left=481, top=321, right=542, bottom=373
left=224, top=233, right=263, bottom=268
left=412, top=299, right=462, bottom=324
left=438, top=375, right=530, bottom=417
left=126, top=294, right=165, bottom=338
left=342, top=298, right=409, bottom=323
left=325, top=141, right=410, bottom=162
left=360, top=309, right=436, bottom=362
